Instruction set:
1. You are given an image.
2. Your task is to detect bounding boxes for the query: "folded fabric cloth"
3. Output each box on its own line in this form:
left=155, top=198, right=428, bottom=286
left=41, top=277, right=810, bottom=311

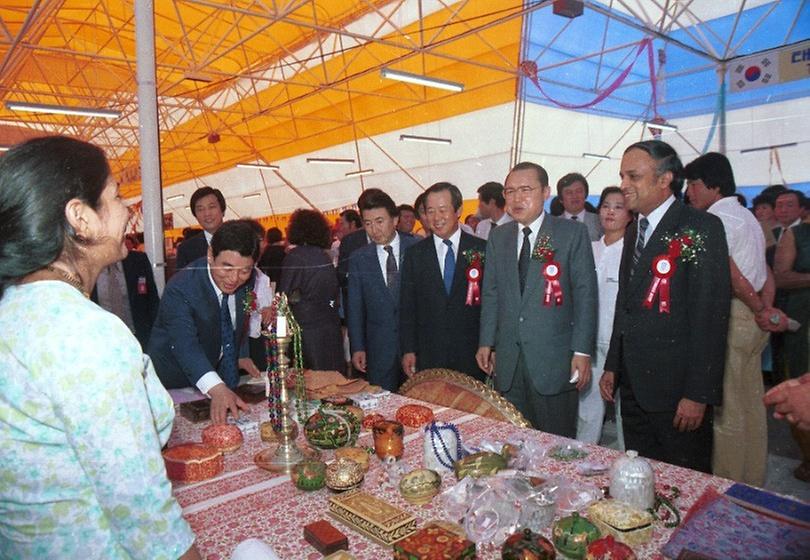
left=303, top=370, right=380, bottom=400
left=662, top=487, right=810, bottom=559
left=230, top=538, right=280, bottom=560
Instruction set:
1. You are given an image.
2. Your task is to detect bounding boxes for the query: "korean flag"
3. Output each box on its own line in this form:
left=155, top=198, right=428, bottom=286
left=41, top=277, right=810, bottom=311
left=730, top=54, right=780, bottom=92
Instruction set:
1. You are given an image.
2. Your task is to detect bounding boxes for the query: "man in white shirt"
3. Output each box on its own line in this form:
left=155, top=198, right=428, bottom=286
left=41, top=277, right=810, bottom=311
left=557, top=172, right=602, bottom=241
left=685, top=152, right=786, bottom=486
left=474, top=181, right=513, bottom=239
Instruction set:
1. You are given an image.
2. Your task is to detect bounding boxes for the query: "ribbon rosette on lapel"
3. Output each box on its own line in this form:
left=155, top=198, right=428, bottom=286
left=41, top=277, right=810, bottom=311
left=243, top=290, right=258, bottom=314
left=462, top=249, right=485, bottom=306
left=532, top=235, right=563, bottom=306
left=644, top=229, right=705, bottom=313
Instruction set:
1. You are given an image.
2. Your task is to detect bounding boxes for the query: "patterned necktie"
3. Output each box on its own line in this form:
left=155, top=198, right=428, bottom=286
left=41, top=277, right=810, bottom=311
left=384, top=245, right=398, bottom=294
left=443, top=239, right=455, bottom=294
left=518, top=226, right=532, bottom=294
left=220, top=293, right=238, bottom=388
left=632, top=217, right=650, bottom=274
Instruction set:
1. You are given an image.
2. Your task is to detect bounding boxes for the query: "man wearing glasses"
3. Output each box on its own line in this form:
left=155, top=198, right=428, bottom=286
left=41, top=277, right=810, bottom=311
left=477, top=162, right=597, bottom=438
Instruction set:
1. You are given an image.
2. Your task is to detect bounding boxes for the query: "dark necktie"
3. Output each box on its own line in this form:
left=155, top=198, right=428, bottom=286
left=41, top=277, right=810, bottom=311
left=571, top=215, right=578, bottom=221
left=384, top=245, right=398, bottom=295
left=632, top=217, right=650, bottom=274
left=518, top=226, right=532, bottom=294
left=443, top=239, right=455, bottom=294
left=490, top=220, right=497, bottom=231
left=772, top=226, right=782, bottom=242
left=220, top=293, right=238, bottom=388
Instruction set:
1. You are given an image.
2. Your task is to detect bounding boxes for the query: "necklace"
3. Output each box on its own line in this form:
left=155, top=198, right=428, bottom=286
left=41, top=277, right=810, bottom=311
left=428, top=422, right=465, bottom=470
left=46, top=265, right=90, bottom=298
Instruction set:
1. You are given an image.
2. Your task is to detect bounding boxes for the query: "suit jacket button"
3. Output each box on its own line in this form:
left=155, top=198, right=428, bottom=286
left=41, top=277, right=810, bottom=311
left=519, top=316, right=525, bottom=323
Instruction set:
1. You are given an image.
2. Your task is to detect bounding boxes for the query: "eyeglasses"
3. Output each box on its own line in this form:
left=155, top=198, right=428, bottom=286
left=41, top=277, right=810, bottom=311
left=503, top=186, right=539, bottom=198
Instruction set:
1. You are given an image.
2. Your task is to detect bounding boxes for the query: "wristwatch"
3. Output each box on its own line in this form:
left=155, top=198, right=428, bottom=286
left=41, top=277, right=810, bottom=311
left=769, top=312, right=781, bottom=326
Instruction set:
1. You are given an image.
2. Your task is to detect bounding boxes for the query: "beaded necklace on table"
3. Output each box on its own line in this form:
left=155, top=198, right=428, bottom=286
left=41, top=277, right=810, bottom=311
left=427, top=422, right=465, bottom=470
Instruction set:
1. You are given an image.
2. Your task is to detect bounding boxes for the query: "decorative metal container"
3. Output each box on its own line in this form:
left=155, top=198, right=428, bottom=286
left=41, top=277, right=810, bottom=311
left=372, top=420, right=404, bottom=460
left=291, top=460, right=327, bottom=491
left=325, top=457, right=365, bottom=491
left=609, top=450, right=655, bottom=511
left=585, top=535, right=637, bottom=560
left=335, top=447, right=371, bottom=472
left=552, top=513, right=601, bottom=560
left=502, top=528, right=556, bottom=560
left=398, top=468, right=442, bottom=505
left=305, top=406, right=361, bottom=449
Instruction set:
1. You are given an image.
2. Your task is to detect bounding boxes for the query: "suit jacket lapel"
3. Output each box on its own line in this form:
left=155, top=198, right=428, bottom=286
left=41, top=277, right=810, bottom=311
left=501, top=221, right=521, bottom=304
left=367, top=246, right=393, bottom=304
left=522, top=216, right=553, bottom=305
left=628, top=200, right=684, bottom=295
left=450, top=233, right=472, bottom=297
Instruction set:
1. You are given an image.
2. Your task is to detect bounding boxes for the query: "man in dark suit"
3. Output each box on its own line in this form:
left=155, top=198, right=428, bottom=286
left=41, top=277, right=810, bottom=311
left=600, top=140, right=731, bottom=473
left=347, top=189, right=417, bottom=391
left=337, top=209, right=370, bottom=316
left=477, top=162, right=597, bottom=438
left=148, top=221, right=262, bottom=424
left=401, top=182, right=487, bottom=381
left=558, top=172, right=602, bottom=241
left=175, top=186, right=226, bottom=269
left=91, top=248, right=159, bottom=350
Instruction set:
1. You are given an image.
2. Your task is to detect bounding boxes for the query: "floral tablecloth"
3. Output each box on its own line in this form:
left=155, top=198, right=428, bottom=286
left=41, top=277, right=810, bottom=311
left=168, top=393, right=732, bottom=560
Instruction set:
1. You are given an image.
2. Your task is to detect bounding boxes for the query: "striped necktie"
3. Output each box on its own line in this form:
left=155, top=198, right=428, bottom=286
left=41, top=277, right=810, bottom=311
left=632, top=217, right=650, bottom=273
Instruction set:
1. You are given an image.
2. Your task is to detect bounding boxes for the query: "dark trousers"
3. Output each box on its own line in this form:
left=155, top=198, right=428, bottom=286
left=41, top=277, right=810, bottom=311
left=504, top=352, right=578, bottom=438
left=619, top=381, right=714, bottom=473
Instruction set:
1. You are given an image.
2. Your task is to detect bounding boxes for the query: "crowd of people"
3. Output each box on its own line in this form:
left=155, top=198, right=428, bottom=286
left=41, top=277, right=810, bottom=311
left=1, top=134, right=808, bottom=557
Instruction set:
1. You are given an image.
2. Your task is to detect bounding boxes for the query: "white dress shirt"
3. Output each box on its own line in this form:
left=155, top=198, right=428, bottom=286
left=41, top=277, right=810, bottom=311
left=476, top=212, right=513, bottom=240
left=564, top=209, right=587, bottom=221
left=375, top=232, right=402, bottom=285
left=249, top=268, right=274, bottom=338
left=637, top=195, right=676, bottom=248
left=196, top=265, right=238, bottom=396
left=432, top=227, right=462, bottom=277
left=709, top=196, right=767, bottom=291
left=592, top=237, right=624, bottom=344
left=515, top=212, right=546, bottom=259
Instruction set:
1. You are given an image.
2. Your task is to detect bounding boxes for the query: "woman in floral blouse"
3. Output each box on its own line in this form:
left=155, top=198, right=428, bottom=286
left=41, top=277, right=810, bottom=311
left=0, top=137, right=199, bottom=559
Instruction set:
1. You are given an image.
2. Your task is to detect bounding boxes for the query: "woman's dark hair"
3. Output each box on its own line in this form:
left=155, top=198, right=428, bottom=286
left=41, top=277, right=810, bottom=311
left=597, top=186, right=624, bottom=209
left=0, top=136, right=110, bottom=298
left=210, top=220, right=260, bottom=260
left=287, top=209, right=331, bottom=248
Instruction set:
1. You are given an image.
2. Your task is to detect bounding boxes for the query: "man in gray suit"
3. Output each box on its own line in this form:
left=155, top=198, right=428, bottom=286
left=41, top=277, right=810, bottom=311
left=477, top=162, right=597, bottom=437
left=558, top=172, right=602, bottom=241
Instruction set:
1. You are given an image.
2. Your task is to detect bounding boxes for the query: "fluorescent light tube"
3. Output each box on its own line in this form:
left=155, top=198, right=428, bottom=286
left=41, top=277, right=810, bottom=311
left=166, top=194, right=185, bottom=202
left=399, top=134, right=452, bottom=145
left=345, top=169, right=374, bottom=178
left=582, top=152, right=610, bottom=161
left=237, top=162, right=279, bottom=171
left=381, top=68, right=464, bottom=92
left=643, top=120, right=678, bottom=132
left=740, top=142, right=798, bottom=154
left=306, top=157, right=355, bottom=165
left=242, top=192, right=262, bottom=199
left=5, top=101, right=120, bottom=119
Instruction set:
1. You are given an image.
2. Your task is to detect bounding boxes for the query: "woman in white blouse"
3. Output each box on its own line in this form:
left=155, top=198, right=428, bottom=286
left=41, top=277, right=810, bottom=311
left=577, top=187, right=633, bottom=444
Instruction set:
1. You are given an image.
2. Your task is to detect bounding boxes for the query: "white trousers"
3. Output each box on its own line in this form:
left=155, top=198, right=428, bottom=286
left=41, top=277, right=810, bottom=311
left=577, top=342, right=609, bottom=443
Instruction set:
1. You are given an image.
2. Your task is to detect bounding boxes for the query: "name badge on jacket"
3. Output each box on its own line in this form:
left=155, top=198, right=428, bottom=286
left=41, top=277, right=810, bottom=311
left=137, top=276, right=147, bottom=295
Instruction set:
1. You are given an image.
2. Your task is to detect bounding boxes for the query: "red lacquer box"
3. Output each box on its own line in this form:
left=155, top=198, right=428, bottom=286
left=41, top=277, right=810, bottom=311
left=393, top=523, right=476, bottom=560
left=304, top=520, right=349, bottom=555
left=163, top=443, right=224, bottom=482
left=395, top=404, right=434, bottom=428
left=202, top=423, right=244, bottom=453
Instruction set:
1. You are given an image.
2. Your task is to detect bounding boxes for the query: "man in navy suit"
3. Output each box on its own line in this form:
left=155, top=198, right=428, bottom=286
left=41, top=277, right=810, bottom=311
left=175, top=186, right=226, bottom=270
left=149, top=221, right=262, bottom=424
left=400, top=182, right=488, bottom=381
left=91, top=246, right=159, bottom=350
left=347, top=189, right=417, bottom=391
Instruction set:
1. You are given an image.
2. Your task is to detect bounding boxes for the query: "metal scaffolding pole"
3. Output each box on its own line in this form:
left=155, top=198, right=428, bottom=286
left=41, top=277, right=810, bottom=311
left=135, top=0, right=166, bottom=293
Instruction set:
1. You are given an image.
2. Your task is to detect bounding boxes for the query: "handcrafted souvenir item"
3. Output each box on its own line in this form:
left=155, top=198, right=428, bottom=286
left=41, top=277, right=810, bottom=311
left=584, top=535, right=637, bottom=560
left=548, top=443, right=589, bottom=461
left=396, top=404, right=435, bottom=428
left=609, top=450, right=655, bottom=510
left=393, top=522, right=476, bottom=560
left=464, top=482, right=521, bottom=545
left=201, top=423, right=244, bottom=453
left=335, top=447, right=371, bottom=472
left=328, top=489, right=417, bottom=545
left=260, top=420, right=277, bottom=442
left=254, top=443, right=321, bottom=472
left=292, top=460, right=327, bottom=491
left=321, top=395, right=355, bottom=407
left=373, top=420, right=405, bottom=460
left=519, top=492, right=557, bottom=533
left=325, top=457, right=365, bottom=491
left=235, top=382, right=267, bottom=404
left=163, top=443, right=224, bottom=483
left=179, top=399, right=210, bottom=422
left=423, top=421, right=463, bottom=471
left=305, top=406, right=361, bottom=449
left=552, top=513, right=601, bottom=560
left=362, top=413, right=385, bottom=430
left=399, top=468, right=442, bottom=505
left=304, top=520, right=349, bottom=555
left=324, top=552, right=356, bottom=560
left=501, top=528, right=556, bottom=560
left=587, top=500, right=653, bottom=546
left=453, top=451, right=507, bottom=480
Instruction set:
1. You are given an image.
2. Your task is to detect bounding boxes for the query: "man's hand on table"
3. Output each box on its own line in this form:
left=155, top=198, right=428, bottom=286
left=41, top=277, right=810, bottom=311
left=238, top=357, right=262, bottom=378
left=208, top=383, right=249, bottom=424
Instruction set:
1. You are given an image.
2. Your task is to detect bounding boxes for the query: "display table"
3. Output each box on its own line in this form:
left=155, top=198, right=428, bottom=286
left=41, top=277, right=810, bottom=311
left=168, top=393, right=731, bottom=560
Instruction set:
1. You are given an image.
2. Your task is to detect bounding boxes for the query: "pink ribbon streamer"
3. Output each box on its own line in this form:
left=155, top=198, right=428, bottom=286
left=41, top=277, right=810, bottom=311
left=520, top=37, right=655, bottom=111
